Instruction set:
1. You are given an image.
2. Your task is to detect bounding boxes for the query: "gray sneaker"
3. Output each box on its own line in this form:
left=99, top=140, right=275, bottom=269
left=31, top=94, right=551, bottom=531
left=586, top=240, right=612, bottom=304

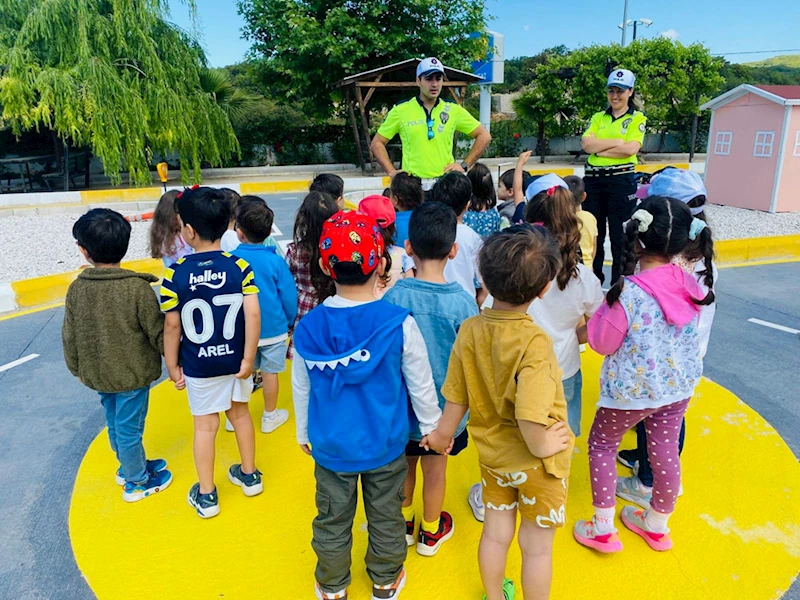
left=616, top=475, right=652, bottom=509
left=187, top=483, right=220, bottom=519
left=228, top=464, right=264, bottom=497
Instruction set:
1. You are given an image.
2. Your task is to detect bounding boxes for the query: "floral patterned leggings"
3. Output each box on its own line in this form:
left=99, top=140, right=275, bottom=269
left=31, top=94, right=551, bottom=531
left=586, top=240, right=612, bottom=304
left=587, top=398, right=690, bottom=514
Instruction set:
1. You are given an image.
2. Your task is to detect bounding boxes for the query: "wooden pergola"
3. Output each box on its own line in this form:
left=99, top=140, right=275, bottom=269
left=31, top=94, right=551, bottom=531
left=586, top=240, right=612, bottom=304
left=334, top=59, right=483, bottom=174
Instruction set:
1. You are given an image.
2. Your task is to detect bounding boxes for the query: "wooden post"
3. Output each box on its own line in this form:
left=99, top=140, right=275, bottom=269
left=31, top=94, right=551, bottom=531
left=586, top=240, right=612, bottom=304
left=354, top=85, right=375, bottom=173
left=345, top=88, right=367, bottom=174
left=363, top=74, right=382, bottom=108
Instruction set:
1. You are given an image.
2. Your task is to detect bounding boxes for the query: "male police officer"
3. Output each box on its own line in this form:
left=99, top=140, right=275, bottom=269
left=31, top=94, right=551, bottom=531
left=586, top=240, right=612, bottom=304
left=371, top=57, right=491, bottom=189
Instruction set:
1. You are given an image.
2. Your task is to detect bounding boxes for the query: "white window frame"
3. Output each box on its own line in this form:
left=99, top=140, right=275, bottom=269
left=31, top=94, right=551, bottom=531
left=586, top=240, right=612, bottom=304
left=794, top=131, right=800, bottom=157
left=714, top=131, right=733, bottom=155
left=753, top=131, right=775, bottom=158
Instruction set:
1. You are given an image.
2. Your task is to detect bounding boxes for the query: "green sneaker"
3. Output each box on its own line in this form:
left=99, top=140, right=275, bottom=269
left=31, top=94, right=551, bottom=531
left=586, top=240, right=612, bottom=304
left=483, top=578, right=516, bottom=600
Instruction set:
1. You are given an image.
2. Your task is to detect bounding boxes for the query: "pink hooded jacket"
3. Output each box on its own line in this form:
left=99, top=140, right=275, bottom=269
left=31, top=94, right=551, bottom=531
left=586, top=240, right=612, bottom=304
left=587, top=264, right=705, bottom=410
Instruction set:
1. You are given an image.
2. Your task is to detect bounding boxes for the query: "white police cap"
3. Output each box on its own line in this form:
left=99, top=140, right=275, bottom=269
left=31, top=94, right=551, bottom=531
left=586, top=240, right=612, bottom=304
left=607, top=69, right=636, bottom=90
left=417, top=57, right=445, bottom=78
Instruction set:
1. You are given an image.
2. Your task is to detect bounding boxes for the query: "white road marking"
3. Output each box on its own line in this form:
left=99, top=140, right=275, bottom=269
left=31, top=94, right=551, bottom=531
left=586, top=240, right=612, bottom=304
left=271, top=225, right=283, bottom=237
left=0, top=353, right=40, bottom=373
left=747, top=318, right=800, bottom=335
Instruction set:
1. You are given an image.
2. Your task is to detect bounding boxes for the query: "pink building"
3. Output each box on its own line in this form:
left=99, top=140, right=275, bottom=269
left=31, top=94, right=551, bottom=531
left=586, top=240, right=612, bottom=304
left=701, top=84, right=800, bottom=212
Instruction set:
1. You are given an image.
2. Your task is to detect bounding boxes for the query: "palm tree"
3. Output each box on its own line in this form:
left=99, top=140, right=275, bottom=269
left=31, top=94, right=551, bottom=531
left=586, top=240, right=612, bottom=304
left=200, top=68, right=261, bottom=127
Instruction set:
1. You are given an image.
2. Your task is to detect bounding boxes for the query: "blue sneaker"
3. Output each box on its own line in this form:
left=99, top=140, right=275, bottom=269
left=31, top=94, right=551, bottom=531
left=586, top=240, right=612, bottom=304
left=122, top=469, right=172, bottom=503
left=228, top=464, right=264, bottom=497
left=116, top=459, right=168, bottom=486
left=188, top=483, right=220, bottom=519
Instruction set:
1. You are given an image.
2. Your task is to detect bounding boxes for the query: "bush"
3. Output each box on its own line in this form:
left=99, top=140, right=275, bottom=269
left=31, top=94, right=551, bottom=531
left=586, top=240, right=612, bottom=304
left=485, top=120, right=529, bottom=158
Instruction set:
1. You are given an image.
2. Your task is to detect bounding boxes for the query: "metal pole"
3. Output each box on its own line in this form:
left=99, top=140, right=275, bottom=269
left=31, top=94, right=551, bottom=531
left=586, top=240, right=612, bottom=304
left=621, top=0, right=630, bottom=46
left=479, top=84, right=492, bottom=134
left=633, top=20, right=637, bottom=41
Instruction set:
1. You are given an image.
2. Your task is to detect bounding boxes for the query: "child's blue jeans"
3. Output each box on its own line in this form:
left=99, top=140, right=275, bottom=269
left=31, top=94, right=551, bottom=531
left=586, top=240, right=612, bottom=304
left=99, top=386, right=150, bottom=485
left=562, top=370, right=583, bottom=437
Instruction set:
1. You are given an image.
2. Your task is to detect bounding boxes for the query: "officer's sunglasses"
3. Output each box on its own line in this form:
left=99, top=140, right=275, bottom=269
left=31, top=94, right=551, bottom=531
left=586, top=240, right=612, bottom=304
left=427, top=119, right=435, bottom=140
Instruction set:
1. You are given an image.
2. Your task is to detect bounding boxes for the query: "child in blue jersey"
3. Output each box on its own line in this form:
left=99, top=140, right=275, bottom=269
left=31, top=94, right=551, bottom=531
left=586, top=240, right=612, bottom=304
left=384, top=201, right=478, bottom=557
left=292, top=211, right=442, bottom=600
left=228, top=201, right=297, bottom=434
left=160, top=187, right=263, bottom=519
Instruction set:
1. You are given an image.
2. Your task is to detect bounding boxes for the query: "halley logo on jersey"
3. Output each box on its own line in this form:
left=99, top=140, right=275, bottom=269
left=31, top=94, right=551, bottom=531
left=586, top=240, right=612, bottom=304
left=189, top=270, right=227, bottom=291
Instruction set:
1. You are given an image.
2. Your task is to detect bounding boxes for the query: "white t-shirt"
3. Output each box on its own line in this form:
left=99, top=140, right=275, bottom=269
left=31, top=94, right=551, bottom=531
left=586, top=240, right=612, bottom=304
left=483, top=263, right=603, bottom=380
left=220, top=229, right=240, bottom=253
left=692, top=258, right=717, bottom=358
left=444, top=223, right=483, bottom=298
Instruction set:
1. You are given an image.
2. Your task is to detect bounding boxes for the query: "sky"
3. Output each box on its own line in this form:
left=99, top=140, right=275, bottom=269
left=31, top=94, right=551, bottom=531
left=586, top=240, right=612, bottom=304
left=169, top=0, right=800, bottom=68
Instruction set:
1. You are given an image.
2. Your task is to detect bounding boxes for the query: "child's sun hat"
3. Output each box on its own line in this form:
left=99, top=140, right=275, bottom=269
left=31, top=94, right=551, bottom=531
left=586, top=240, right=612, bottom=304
left=319, top=211, right=385, bottom=279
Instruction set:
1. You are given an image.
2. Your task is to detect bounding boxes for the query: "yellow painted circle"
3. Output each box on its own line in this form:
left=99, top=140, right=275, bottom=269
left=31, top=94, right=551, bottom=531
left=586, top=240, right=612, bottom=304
left=70, top=352, right=800, bottom=599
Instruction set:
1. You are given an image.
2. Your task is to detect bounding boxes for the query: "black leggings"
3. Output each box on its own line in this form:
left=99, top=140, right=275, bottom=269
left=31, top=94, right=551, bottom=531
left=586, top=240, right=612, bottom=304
left=582, top=173, right=637, bottom=286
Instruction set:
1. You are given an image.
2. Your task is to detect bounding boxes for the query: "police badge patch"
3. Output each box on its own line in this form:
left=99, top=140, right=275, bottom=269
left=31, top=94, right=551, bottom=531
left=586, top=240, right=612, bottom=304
left=621, top=117, right=632, bottom=133
left=440, top=112, right=449, bottom=125
left=639, top=123, right=646, bottom=133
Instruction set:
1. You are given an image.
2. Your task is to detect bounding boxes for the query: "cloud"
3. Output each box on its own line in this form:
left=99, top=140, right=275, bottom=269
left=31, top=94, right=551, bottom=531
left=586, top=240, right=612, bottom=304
left=660, top=29, right=679, bottom=40
left=523, top=25, right=530, bottom=31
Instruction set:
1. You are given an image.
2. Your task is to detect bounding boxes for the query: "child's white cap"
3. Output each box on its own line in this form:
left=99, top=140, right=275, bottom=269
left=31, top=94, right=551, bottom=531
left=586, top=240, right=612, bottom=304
left=648, top=168, right=707, bottom=215
left=525, top=173, right=569, bottom=201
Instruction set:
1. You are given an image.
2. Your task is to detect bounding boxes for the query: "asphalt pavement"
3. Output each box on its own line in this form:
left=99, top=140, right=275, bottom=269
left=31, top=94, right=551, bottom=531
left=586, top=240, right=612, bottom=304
left=0, top=198, right=798, bottom=599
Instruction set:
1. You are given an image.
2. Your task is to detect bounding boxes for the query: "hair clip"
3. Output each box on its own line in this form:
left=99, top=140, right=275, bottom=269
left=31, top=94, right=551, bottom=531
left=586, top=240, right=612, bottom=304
left=688, top=217, right=707, bottom=241
left=631, top=209, right=653, bottom=233
left=546, top=186, right=558, bottom=197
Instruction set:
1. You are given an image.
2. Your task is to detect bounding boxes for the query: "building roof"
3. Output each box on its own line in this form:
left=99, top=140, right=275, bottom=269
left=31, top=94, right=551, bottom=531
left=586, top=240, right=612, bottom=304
left=333, top=58, right=482, bottom=88
left=700, top=84, right=800, bottom=110
left=755, top=85, right=800, bottom=100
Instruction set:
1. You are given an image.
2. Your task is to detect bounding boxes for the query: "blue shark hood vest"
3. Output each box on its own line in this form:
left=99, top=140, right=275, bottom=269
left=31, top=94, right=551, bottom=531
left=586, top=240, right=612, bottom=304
left=294, top=300, right=411, bottom=473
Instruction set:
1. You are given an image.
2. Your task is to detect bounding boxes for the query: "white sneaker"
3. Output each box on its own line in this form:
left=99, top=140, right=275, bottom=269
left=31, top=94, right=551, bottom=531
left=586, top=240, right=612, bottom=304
left=468, top=482, right=484, bottom=522
left=225, top=417, right=235, bottom=432
left=261, top=409, right=289, bottom=434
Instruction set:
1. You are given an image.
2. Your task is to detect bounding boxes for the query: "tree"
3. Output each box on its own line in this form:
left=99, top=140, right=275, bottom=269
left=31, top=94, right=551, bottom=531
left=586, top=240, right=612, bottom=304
left=237, top=0, right=489, bottom=121
left=511, top=39, right=724, bottom=155
left=513, top=75, right=577, bottom=163
left=0, top=0, right=239, bottom=185
left=200, top=68, right=261, bottom=127
left=494, top=46, right=569, bottom=94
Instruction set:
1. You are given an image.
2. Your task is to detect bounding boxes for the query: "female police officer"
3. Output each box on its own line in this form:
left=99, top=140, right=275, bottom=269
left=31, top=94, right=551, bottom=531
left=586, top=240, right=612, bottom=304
left=581, top=69, right=646, bottom=286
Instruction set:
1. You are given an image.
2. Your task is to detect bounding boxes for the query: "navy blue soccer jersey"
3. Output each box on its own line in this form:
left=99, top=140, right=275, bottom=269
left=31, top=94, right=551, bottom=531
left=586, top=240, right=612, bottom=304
left=160, top=251, right=259, bottom=378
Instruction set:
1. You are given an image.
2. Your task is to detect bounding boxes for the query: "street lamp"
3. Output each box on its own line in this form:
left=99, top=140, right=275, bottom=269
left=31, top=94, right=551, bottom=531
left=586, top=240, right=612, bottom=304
left=619, top=18, right=654, bottom=44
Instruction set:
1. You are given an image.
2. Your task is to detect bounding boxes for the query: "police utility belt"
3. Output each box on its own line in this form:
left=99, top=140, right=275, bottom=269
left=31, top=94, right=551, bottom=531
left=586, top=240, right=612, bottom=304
left=584, top=163, right=635, bottom=178
left=421, top=178, right=439, bottom=191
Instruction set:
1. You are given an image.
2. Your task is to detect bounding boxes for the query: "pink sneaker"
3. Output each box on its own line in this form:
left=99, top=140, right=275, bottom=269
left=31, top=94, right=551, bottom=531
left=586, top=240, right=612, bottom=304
left=573, top=518, right=623, bottom=553
left=621, top=506, right=673, bottom=551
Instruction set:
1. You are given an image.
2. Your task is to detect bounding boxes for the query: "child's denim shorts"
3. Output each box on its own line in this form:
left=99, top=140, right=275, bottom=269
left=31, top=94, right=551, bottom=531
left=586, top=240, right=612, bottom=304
left=254, top=341, right=287, bottom=374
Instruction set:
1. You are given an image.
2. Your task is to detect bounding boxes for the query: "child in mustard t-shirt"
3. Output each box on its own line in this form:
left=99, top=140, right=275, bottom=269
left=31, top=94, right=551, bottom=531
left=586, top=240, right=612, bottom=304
left=564, top=175, right=597, bottom=265
left=424, top=225, right=574, bottom=600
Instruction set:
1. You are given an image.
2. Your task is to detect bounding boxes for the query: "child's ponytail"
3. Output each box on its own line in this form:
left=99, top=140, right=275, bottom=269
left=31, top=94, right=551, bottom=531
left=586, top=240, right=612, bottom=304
left=606, top=217, right=642, bottom=307
left=690, top=218, right=716, bottom=305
